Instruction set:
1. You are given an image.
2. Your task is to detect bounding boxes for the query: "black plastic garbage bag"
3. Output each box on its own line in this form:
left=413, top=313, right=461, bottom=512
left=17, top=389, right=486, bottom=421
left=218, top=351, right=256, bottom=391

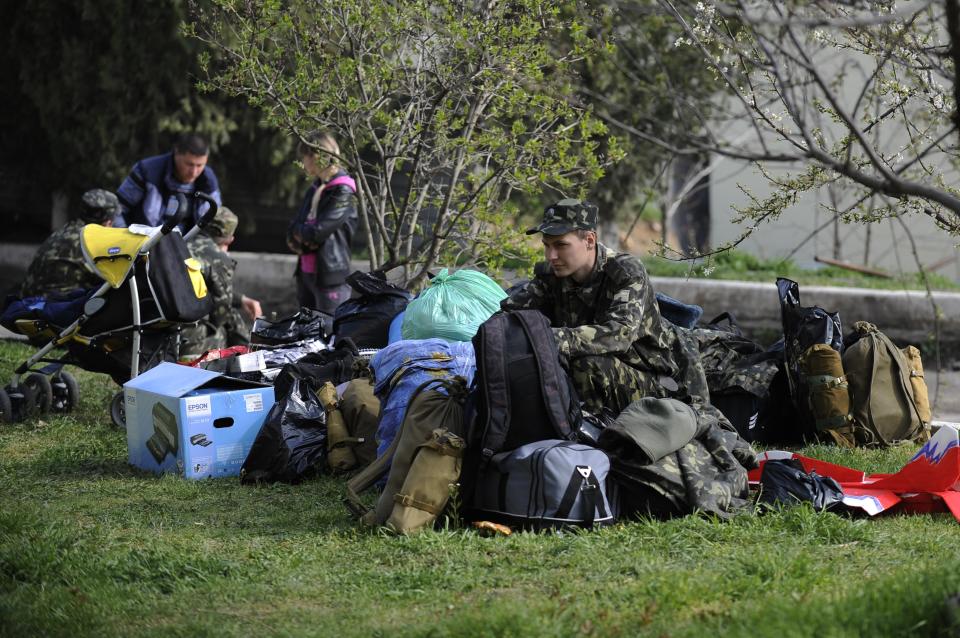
left=758, top=458, right=844, bottom=511
left=272, top=338, right=361, bottom=401
left=240, top=378, right=328, bottom=484
left=251, top=307, right=332, bottom=346
left=333, top=271, right=411, bottom=348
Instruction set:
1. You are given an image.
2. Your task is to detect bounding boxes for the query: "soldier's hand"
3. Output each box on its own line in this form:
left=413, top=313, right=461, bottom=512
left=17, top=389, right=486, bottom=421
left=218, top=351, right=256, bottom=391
left=241, top=295, right=262, bottom=321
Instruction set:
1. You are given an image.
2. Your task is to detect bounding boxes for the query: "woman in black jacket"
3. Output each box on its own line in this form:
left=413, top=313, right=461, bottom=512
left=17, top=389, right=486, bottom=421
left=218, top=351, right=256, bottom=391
left=287, top=132, right=359, bottom=313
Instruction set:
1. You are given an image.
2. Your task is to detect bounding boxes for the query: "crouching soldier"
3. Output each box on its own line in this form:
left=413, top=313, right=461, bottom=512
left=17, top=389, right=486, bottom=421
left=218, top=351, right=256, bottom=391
left=501, top=199, right=708, bottom=415
left=21, top=189, right=119, bottom=298
left=180, top=206, right=262, bottom=357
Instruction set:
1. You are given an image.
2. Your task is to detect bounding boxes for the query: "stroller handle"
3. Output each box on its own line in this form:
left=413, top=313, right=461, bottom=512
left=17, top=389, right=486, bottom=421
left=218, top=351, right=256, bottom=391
left=161, top=192, right=219, bottom=239
left=193, top=192, right=219, bottom=230
left=160, top=193, right=190, bottom=235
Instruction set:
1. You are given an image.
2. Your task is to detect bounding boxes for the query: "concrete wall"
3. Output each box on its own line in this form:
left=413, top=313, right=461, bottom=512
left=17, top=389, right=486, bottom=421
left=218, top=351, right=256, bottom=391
left=651, top=277, right=957, bottom=346
left=2, top=242, right=957, bottom=348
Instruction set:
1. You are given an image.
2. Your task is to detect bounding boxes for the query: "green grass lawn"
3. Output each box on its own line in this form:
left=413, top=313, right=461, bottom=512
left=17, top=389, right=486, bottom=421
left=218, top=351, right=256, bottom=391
left=2, top=340, right=960, bottom=637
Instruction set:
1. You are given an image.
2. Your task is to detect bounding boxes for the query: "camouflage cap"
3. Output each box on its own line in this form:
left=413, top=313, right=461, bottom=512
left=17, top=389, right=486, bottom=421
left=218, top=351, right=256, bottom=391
left=205, top=206, right=238, bottom=240
left=526, top=199, right=598, bottom=236
left=79, top=189, right=120, bottom=223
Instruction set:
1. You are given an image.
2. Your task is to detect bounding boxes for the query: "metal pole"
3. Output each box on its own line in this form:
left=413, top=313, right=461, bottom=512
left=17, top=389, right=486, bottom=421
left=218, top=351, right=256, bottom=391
left=129, top=274, right=142, bottom=379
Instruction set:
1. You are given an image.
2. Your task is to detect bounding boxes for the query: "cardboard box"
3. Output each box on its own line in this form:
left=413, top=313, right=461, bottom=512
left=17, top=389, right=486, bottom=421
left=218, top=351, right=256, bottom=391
left=124, top=362, right=275, bottom=479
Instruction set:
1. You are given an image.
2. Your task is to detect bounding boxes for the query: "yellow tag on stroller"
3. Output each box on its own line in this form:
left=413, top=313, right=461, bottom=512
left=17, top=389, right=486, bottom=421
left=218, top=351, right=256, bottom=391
left=183, top=258, right=208, bottom=299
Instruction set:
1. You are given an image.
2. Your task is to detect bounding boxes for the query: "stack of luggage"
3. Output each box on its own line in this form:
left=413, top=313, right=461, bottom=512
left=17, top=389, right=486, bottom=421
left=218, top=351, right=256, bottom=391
left=165, top=269, right=934, bottom=534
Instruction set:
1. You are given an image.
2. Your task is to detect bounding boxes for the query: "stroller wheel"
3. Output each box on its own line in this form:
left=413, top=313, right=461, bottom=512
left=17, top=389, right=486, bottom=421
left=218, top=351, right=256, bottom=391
left=52, top=371, right=80, bottom=413
left=6, top=382, right=38, bottom=421
left=0, top=388, right=12, bottom=424
left=110, top=391, right=126, bottom=429
left=24, top=374, right=53, bottom=414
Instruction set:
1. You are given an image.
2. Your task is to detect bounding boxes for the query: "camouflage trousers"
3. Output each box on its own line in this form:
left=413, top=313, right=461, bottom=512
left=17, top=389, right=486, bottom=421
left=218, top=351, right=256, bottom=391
left=565, top=355, right=667, bottom=416
left=178, top=308, right=250, bottom=359
left=565, top=328, right=711, bottom=416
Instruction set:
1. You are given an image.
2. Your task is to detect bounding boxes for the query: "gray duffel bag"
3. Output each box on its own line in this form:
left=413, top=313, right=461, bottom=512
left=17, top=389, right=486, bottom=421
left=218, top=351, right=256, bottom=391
left=470, top=440, right=618, bottom=529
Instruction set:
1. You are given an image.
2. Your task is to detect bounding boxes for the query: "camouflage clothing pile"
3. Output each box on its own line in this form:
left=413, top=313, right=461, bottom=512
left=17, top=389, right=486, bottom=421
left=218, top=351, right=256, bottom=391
left=21, top=220, right=102, bottom=298
left=501, top=243, right=710, bottom=414
left=599, top=399, right=756, bottom=519
left=688, top=326, right=780, bottom=399
left=180, top=233, right=249, bottom=356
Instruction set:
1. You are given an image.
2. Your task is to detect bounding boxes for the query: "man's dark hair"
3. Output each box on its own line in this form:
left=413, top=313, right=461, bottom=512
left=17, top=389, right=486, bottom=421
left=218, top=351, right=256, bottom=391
left=173, top=133, right=209, bottom=157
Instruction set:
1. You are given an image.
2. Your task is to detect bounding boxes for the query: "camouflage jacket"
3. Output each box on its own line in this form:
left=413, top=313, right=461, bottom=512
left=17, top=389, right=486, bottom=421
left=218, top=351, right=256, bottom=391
left=501, top=243, right=678, bottom=377
left=187, top=233, right=240, bottom=329
left=21, top=220, right=102, bottom=297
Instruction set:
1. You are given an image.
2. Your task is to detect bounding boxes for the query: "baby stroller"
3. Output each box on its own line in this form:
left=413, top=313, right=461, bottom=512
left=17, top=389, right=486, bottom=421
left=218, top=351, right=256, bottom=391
left=0, top=193, right=218, bottom=427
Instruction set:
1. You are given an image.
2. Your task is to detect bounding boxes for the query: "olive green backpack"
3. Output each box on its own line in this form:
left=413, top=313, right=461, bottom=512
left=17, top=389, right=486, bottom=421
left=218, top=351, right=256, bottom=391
left=344, top=377, right=467, bottom=534
left=841, top=322, right=929, bottom=447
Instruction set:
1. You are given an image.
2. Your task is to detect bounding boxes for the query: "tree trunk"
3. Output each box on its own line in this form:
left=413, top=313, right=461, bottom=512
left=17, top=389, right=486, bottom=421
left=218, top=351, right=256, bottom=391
left=51, top=190, right=69, bottom=231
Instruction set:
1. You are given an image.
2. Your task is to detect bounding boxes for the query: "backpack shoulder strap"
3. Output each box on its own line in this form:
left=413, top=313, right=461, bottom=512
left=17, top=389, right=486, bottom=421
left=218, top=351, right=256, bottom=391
left=474, top=313, right=511, bottom=459
left=515, top=310, right=575, bottom=440
left=344, top=414, right=403, bottom=519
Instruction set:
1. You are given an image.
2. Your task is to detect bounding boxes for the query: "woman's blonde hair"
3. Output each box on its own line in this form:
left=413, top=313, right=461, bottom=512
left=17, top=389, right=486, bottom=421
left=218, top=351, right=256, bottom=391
left=298, top=131, right=340, bottom=167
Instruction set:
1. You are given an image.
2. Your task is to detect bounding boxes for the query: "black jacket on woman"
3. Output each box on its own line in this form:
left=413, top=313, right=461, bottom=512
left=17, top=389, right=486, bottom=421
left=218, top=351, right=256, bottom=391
left=287, top=171, right=359, bottom=287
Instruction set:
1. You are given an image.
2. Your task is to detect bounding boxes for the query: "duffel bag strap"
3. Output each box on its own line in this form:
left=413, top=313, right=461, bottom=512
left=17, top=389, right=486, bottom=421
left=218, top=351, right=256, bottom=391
left=556, top=465, right=597, bottom=528
left=806, top=374, right=847, bottom=389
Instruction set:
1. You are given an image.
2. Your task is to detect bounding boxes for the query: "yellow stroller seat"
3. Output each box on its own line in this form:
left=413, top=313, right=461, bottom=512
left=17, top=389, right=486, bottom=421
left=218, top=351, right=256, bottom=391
left=80, top=225, right=152, bottom=288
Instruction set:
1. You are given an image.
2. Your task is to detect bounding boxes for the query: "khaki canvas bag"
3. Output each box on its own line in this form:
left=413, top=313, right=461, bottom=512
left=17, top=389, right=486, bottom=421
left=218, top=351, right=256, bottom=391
left=344, top=377, right=467, bottom=529
left=799, top=344, right=854, bottom=446
left=339, top=377, right=381, bottom=468
left=842, top=322, right=929, bottom=447
left=318, top=382, right=358, bottom=473
left=386, top=428, right=465, bottom=535
left=901, top=345, right=932, bottom=424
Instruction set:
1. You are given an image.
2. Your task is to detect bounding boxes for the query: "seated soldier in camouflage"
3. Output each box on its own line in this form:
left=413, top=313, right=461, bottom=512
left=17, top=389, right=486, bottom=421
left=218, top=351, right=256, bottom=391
left=21, top=189, right=119, bottom=298
left=502, top=199, right=708, bottom=415
left=180, top=206, right=263, bottom=357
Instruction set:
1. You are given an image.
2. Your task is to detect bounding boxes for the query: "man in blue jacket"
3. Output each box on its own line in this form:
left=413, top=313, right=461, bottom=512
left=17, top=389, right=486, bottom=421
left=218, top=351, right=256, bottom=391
left=114, top=133, right=222, bottom=230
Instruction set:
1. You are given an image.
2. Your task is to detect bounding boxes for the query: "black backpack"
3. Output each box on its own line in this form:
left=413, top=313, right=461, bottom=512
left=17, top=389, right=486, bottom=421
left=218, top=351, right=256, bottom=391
left=776, top=278, right=846, bottom=441
left=465, top=310, right=581, bottom=464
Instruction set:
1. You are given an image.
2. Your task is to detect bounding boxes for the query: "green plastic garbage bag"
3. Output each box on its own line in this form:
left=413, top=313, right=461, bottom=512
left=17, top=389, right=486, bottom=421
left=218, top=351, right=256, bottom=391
left=401, top=268, right=507, bottom=342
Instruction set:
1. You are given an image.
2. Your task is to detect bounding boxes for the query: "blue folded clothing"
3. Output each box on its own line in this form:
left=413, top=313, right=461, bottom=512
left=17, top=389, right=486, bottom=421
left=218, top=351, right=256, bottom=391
left=370, top=338, right=476, bottom=459
left=656, top=291, right=703, bottom=329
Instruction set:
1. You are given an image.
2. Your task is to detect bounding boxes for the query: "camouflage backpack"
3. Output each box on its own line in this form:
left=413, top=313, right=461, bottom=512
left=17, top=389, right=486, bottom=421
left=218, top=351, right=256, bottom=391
left=841, top=322, right=929, bottom=447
